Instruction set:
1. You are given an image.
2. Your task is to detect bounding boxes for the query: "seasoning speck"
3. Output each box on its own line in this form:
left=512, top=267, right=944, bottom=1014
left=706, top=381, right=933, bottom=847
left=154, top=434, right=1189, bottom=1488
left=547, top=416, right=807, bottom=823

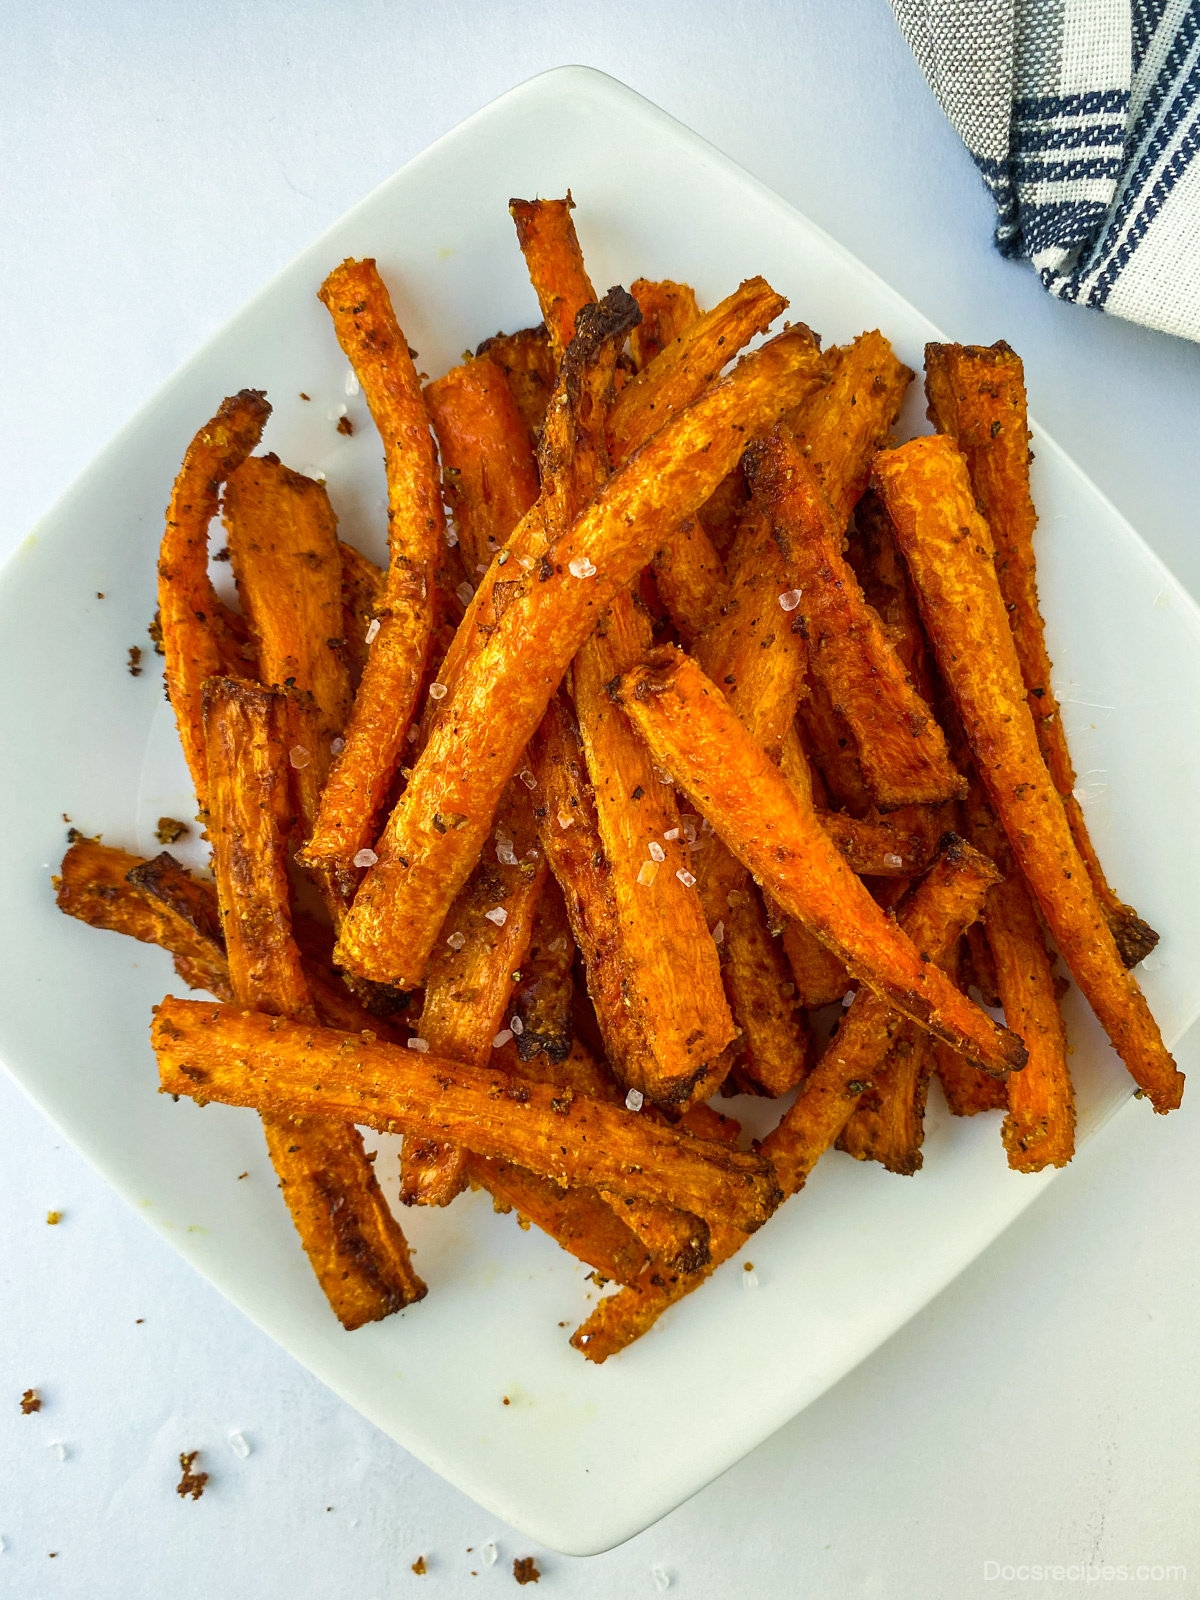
left=353, top=849, right=378, bottom=869
left=20, top=1389, right=41, bottom=1414
left=127, top=645, right=143, bottom=677
left=625, top=1088, right=644, bottom=1112
left=568, top=556, right=597, bottom=579
left=46, top=1211, right=61, bottom=1226
left=778, top=588, right=803, bottom=612
left=411, top=1556, right=427, bottom=1575
left=155, top=817, right=188, bottom=845
left=365, top=619, right=381, bottom=645
left=336, top=416, right=354, bottom=436
left=513, top=1556, right=541, bottom=1585
left=176, top=1451, right=208, bottom=1499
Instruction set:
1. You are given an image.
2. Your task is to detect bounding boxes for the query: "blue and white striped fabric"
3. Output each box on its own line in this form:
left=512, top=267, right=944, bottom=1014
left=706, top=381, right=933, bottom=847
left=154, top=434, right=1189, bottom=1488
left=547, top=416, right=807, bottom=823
left=891, top=0, right=1200, bottom=341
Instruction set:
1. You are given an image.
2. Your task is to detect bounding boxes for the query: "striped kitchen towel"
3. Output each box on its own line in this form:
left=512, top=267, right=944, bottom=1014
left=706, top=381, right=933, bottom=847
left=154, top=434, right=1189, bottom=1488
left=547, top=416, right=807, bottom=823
left=891, top=0, right=1200, bottom=341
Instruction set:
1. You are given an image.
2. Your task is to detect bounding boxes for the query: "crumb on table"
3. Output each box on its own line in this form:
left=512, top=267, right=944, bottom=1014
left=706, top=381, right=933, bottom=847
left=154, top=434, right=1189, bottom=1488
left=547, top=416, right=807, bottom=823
left=128, top=645, right=143, bottom=678
left=513, top=1556, right=541, bottom=1585
left=176, top=1451, right=208, bottom=1500
left=21, top=1388, right=41, bottom=1414
left=46, top=1211, right=62, bottom=1225
left=155, top=816, right=189, bottom=845
left=411, top=1555, right=427, bottom=1575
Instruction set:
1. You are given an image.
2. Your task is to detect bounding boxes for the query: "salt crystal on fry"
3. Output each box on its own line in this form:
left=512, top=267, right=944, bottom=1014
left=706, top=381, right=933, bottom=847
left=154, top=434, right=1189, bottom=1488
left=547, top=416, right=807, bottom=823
left=778, top=588, right=803, bottom=612
left=636, top=860, right=659, bottom=886
left=568, top=556, right=597, bottom=579
left=353, top=848, right=378, bottom=869
left=428, top=682, right=448, bottom=701
left=446, top=931, right=467, bottom=951
left=676, top=869, right=697, bottom=887
left=625, top=1089, right=644, bottom=1112
left=647, top=842, right=665, bottom=862
left=492, top=1029, right=513, bottom=1049
left=365, top=618, right=380, bottom=645
left=288, top=745, right=311, bottom=770
left=484, top=906, right=508, bottom=926
left=407, top=1037, right=430, bottom=1052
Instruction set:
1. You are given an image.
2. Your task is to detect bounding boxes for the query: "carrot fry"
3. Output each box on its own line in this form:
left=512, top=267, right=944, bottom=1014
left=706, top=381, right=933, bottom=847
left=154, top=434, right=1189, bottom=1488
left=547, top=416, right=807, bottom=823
left=423, top=357, right=541, bottom=571
left=629, top=278, right=701, bottom=371
left=722, top=885, right=814, bottom=1096
left=509, top=195, right=597, bottom=364
left=875, top=434, right=1182, bottom=1112
left=338, top=540, right=384, bottom=683
left=303, top=259, right=445, bottom=871
left=571, top=832, right=1000, bottom=1360
left=613, top=647, right=1026, bottom=1072
left=152, top=1000, right=784, bottom=1234
left=849, top=486, right=936, bottom=700
left=837, top=1024, right=937, bottom=1174
left=965, top=786, right=1075, bottom=1169
left=787, top=331, right=914, bottom=528
left=56, top=839, right=232, bottom=1001
left=797, top=678, right=872, bottom=815
left=924, top=341, right=1157, bottom=967
left=964, top=917, right=1002, bottom=1009
left=599, top=1193, right=710, bottom=1274
left=509, top=875, right=576, bottom=1064
left=574, top=591, right=735, bottom=1106
left=337, top=322, right=830, bottom=989
left=746, top=428, right=964, bottom=809
left=202, top=676, right=424, bottom=1326
left=158, top=390, right=270, bottom=810
left=935, top=941, right=1009, bottom=1116
left=474, top=326, right=557, bottom=445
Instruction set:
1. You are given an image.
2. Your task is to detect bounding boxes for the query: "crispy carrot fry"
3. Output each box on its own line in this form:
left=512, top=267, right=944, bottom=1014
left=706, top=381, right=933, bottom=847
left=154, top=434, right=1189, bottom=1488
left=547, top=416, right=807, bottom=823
left=614, top=648, right=1026, bottom=1072
left=338, top=540, right=384, bottom=682
left=924, top=341, right=1156, bottom=967
left=468, top=1156, right=653, bottom=1287
left=202, top=676, right=424, bottom=1325
left=528, top=693, right=661, bottom=1089
left=746, top=429, right=963, bottom=809
left=153, top=1000, right=783, bottom=1233
left=575, top=592, right=735, bottom=1105
left=56, top=839, right=231, bottom=1000
left=875, top=434, right=1182, bottom=1111
left=722, top=885, right=814, bottom=1096
left=934, top=940, right=1009, bottom=1116
left=338, top=324, right=830, bottom=989
left=965, top=786, right=1074, bottom=1169
left=158, top=390, right=270, bottom=810
left=781, top=919, right=851, bottom=1008
left=423, top=357, right=541, bottom=571
left=125, top=850, right=230, bottom=997
left=509, top=875, right=575, bottom=1064
left=696, top=466, right=749, bottom=556
left=601, top=1193, right=710, bottom=1273
left=509, top=195, right=597, bottom=365
left=629, top=278, right=701, bottom=371
left=572, top=833, right=1000, bottom=1359
left=607, top=277, right=788, bottom=467
left=304, top=259, right=444, bottom=871
left=849, top=486, right=936, bottom=701
left=797, top=678, right=872, bottom=815
left=964, top=919, right=1002, bottom=1009
left=837, top=1024, right=937, bottom=1174
left=787, top=331, right=914, bottom=528
left=475, top=325, right=557, bottom=445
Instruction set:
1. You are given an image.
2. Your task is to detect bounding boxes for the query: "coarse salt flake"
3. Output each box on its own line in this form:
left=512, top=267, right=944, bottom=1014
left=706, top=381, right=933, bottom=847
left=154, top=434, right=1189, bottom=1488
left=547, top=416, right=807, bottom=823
left=557, top=810, right=575, bottom=830
left=492, top=1029, right=513, bottom=1049
left=229, top=1432, right=251, bottom=1459
left=636, top=860, right=659, bottom=886
left=484, top=906, right=508, bottom=926
left=778, top=588, right=803, bottom=612
left=510, top=1015, right=524, bottom=1036
left=518, top=769, right=537, bottom=789
left=742, top=1269, right=759, bottom=1290
left=407, top=1037, right=430, bottom=1052
left=353, top=848, right=378, bottom=869
left=428, top=682, right=449, bottom=701
left=625, top=1088, right=644, bottom=1112
left=653, top=766, right=673, bottom=785
left=841, top=989, right=857, bottom=1008
left=329, top=736, right=346, bottom=755
left=406, top=724, right=419, bottom=743
left=445, top=526, right=459, bottom=548
left=288, top=745, right=311, bottom=770
left=50, top=1442, right=68, bottom=1461
left=652, top=1566, right=672, bottom=1591
left=548, top=937, right=569, bottom=955
left=476, top=561, right=490, bottom=574
left=676, top=868, right=697, bottom=888
left=344, top=368, right=360, bottom=396
left=482, top=1541, right=498, bottom=1567
left=712, top=920, right=725, bottom=944
left=365, top=618, right=381, bottom=645
left=647, top=841, right=666, bottom=863
left=446, top=930, right=467, bottom=951
left=883, top=853, right=904, bottom=869
left=663, top=827, right=680, bottom=841
left=456, top=580, right=475, bottom=607
left=568, top=556, right=597, bottom=579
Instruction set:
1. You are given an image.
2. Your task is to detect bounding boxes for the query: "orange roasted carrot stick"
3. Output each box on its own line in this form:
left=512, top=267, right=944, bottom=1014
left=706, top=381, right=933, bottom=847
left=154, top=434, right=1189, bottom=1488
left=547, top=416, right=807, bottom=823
left=629, top=278, right=701, bottom=370
left=509, top=195, right=597, bottom=364
left=875, top=434, right=1181, bottom=1112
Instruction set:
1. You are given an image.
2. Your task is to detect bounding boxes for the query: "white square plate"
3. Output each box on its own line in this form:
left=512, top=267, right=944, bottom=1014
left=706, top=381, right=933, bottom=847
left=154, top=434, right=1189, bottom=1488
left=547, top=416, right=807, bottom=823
left=2, top=67, right=1199, bottom=1556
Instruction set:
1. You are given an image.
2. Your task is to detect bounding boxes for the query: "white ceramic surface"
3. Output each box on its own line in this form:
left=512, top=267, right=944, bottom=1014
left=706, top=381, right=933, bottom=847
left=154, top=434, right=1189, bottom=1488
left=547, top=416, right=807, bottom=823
left=1, top=67, right=1198, bottom=1556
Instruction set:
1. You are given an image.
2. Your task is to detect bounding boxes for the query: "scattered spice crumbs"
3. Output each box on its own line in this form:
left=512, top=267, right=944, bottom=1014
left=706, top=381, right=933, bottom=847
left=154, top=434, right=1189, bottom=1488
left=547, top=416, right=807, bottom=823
left=299, top=392, right=311, bottom=401
left=21, top=1388, right=41, bottom=1414
left=744, top=1261, right=755, bottom=1272
left=155, top=816, right=189, bottom=845
left=237, top=1172, right=248, bottom=1180
left=411, top=1556, right=427, bottom=1575
left=212, top=544, right=232, bottom=562
left=46, top=1211, right=62, bottom=1225
left=513, top=1556, right=541, bottom=1585
left=176, top=1450, right=208, bottom=1500
left=337, top=416, right=354, bottom=436
left=502, top=1395, right=510, bottom=1406
left=127, top=645, right=143, bottom=677
left=96, top=591, right=105, bottom=599
left=136, top=1318, right=144, bottom=1324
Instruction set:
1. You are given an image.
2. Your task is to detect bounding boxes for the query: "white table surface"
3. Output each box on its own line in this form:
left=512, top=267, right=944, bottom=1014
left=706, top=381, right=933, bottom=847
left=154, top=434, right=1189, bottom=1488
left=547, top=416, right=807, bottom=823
left=4, top=4, right=1200, bottom=1596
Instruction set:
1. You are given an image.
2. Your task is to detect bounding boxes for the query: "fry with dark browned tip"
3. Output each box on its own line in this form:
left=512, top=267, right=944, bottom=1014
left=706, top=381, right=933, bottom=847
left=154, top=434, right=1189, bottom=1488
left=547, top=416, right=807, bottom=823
left=837, top=1025, right=937, bottom=1175
left=158, top=389, right=270, bottom=810
left=474, top=326, right=557, bottom=445
left=152, top=1000, right=784, bottom=1235
left=509, top=195, right=597, bottom=364
left=613, top=646, right=1026, bottom=1073
left=202, top=676, right=424, bottom=1326
left=875, top=434, right=1181, bottom=1112
left=924, top=340, right=1156, bottom=968
left=629, top=278, right=701, bottom=371
left=745, top=428, right=964, bottom=810
left=303, top=259, right=444, bottom=872
left=336, top=324, right=832, bottom=990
